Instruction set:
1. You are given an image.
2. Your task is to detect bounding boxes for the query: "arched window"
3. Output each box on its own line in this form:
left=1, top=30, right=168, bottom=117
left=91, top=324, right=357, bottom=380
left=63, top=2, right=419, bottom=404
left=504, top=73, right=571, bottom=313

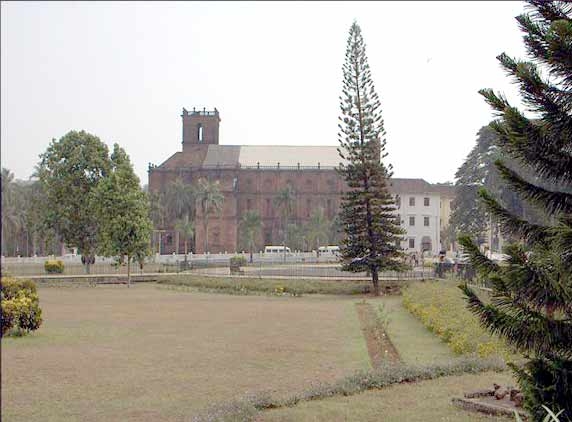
left=198, top=124, right=204, bottom=143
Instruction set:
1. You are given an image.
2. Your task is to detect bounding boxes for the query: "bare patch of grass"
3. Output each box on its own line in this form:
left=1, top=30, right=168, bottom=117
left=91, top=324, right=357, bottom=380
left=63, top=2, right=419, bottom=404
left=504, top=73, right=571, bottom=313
left=2, top=284, right=369, bottom=422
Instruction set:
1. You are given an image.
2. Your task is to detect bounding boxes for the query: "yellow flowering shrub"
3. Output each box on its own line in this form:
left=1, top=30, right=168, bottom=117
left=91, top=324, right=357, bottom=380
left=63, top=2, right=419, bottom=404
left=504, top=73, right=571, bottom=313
left=403, top=281, right=511, bottom=359
left=1, top=277, right=43, bottom=336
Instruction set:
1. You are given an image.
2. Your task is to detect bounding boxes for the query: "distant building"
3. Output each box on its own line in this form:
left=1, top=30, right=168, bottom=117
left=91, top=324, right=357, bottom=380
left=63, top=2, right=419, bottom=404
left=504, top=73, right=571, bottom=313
left=390, top=179, right=441, bottom=256
left=431, top=182, right=456, bottom=251
left=148, top=107, right=454, bottom=255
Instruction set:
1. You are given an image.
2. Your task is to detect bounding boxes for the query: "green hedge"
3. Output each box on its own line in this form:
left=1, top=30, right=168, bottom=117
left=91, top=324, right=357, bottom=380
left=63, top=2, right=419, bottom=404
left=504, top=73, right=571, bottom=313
left=1, top=277, right=43, bottom=336
left=402, top=281, right=512, bottom=359
left=229, top=256, right=247, bottom=267
left=44, top=260, right=64, bottom=274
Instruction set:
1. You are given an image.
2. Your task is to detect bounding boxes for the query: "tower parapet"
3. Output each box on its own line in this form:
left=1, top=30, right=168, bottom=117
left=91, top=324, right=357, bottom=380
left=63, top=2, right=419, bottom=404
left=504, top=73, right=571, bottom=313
left=182, top=107, right=220, bottom=151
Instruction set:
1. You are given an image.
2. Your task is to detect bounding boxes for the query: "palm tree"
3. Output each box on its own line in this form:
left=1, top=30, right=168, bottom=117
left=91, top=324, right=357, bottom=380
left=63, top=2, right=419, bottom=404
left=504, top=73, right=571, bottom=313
left=195, top=178, right=224, bottom=253
left=306, top=207, right=332, bottom=252
left=166, top=177, right=194, bottom=221
left=148, top=191, right=167, bottom=229
left=239, top=210, right=262, bottom=263
left=274, top=184, right=296, bottom=261
left=164, top=178, right=194, bottom=253
left=174, top=214, right=195, bottom=255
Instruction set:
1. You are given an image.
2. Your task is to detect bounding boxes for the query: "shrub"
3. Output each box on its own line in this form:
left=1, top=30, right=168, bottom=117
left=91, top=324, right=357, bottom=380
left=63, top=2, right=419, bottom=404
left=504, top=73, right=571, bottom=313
left=44, top=260, right=64, bottom=274
left=1, top=277, right=43, bottom=336
left=229, top=256, right=247, bottom=267
left=402, top=281, right=512, bottom=359
left=1, top=299, right=17, bottom=336
left=193, top=357, right=506, bottom=421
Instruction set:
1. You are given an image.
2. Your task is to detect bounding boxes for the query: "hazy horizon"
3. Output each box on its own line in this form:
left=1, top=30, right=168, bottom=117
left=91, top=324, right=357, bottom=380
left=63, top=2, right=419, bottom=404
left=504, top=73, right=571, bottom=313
left=2, top=1, right=528, bottom=185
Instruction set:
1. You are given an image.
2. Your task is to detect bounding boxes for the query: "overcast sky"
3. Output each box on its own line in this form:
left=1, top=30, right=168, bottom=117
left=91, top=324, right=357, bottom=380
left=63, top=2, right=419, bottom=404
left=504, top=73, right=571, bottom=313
left=1, top=1, right=528, bottom=185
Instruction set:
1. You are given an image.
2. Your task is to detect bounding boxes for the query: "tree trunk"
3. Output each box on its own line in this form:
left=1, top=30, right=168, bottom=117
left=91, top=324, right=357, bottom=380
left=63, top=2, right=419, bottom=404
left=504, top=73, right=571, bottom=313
left=204, top=220, right=209, bottom=254
left=127, top=255, right=131, bottom=288
left=176, top=231, right=180, bottom=255
left=371, top=267, right=380, bottom=296
left=184, top=240, right=188, bottom=255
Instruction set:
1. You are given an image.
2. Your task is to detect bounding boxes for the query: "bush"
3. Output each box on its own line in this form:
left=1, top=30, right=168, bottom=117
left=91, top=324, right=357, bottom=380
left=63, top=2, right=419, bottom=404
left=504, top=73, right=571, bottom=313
left=229, top=256, right=247, bottom=267
left=44, top=260, right=64, bottom=274
left=402, top=281, right=512, bottom=359
left=193, top=357, right=506, bottom=421
left=1, top=277, right=43, bottom=336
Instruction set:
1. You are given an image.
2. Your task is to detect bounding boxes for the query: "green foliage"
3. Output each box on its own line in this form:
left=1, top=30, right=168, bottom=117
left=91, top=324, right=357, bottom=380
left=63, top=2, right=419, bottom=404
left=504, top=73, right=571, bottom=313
left=94, top=144, right=152, bottom=285
left=44, top=260, right=64, bottom=274
left=238, top=211, right=262, bottom=257
left=229, top=256, right=247, bottom=267
left=166, top=177, right=195, bottom=222
left=336, top=21, right=405, bottom=295
left=37, top=131, right=111, bottom=271
left=195, top=178, right=224, bottom=253
left=174, top=214, right=195, bottom=254
left=515, top=405, right=565, bottom=422
left=1, top=168, right=60, bottom=257
left=1, top=277, right=43, bottom=336
left=402, top=282, right=512, bottom=359
left=460, top=2, right=572, bottom=419
left=273, top=185, right=296, bottom=250
left=158, top=276, right=372, bottom=296
left=450, top=126, right=496, bottom=242
left=305, top=207, right=332, bottom=251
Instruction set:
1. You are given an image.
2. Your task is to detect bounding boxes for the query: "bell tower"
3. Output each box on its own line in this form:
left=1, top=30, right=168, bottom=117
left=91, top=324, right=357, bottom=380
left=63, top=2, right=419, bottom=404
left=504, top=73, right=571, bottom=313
left=182, top=107, right=220, bottom=152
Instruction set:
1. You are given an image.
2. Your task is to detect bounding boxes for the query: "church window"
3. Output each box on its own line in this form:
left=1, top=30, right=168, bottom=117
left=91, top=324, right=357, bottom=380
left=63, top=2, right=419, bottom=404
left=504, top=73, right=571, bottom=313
left=198, top=124, right=204, bottom=143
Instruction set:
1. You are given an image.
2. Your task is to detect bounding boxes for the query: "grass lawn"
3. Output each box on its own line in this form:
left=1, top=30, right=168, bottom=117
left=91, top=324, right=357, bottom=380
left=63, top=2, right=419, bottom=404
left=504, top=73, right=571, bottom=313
left=260, top=371, right=516, bottom=422
left=374, top=295, right=455, bottom=365
left=1, top=284, right=369, bottom=422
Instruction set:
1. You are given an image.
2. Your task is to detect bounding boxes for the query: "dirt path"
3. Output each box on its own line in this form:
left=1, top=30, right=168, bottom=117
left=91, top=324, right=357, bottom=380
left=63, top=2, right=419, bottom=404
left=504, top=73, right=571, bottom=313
left=355, top=302, right=400, bottom=368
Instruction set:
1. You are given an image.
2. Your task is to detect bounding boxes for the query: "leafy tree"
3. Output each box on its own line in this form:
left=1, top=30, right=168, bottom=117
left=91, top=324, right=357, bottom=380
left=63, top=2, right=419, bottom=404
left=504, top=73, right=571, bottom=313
left=305, top=207, right=332, bottom=252
left=238, top=210, right=262, bottom=262
left=451, top=125, right=548, bottom=248
left=195, top=178, right=224, bottom=253
left=174, top=214, right=195, bottom=255
left=1, top=168, right=18, bottom=255
left=37, top=131, right=111, bottom=273
left=95, top=144, right=152, bottom=286
left=450, top=126, right=497, bottom=243
left=336, top=21, right=405, bottom=296
left=273, top=184, right=296, bottom=260
left=459, top=2, right=572, bottom=419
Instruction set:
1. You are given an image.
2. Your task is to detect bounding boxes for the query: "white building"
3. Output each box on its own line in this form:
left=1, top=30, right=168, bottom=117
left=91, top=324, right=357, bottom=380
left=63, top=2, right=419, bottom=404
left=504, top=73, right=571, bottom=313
left=389, top=179, right=442, bottom=256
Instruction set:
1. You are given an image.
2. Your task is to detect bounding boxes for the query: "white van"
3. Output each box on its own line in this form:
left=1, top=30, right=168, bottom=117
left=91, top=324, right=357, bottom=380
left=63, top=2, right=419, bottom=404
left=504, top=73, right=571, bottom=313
left=264, top=246, right=291, bottom=254
left=318, top=245, right=340, bottom=254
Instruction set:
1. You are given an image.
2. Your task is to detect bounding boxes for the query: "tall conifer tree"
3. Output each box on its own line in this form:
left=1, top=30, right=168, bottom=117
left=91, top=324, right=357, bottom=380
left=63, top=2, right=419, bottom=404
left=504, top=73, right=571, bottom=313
left=458, top=1, right=572, bottom=419
left=337, top=22, right=404, bottom=296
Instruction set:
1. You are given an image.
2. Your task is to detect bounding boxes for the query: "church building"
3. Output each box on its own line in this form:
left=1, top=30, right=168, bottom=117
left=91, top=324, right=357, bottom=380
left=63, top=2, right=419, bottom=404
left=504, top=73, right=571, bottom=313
left=148, top=107, right=448, bottom=255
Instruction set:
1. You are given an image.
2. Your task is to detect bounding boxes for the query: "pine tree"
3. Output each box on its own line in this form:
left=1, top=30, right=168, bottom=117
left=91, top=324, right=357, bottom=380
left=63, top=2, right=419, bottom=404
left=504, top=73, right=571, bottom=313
left=337, top=21, right=404, bottom=296
left=458, top=2, right=572, bottom=419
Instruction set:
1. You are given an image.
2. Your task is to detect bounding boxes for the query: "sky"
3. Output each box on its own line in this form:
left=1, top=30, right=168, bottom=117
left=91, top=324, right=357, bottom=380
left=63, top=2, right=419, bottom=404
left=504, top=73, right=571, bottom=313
left=1, top=1, right=529, bottom=185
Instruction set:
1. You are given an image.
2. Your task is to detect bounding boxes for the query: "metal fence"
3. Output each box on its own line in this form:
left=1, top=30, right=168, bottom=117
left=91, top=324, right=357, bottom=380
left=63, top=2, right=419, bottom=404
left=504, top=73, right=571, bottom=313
left=1, top=253, right=435, bottom=280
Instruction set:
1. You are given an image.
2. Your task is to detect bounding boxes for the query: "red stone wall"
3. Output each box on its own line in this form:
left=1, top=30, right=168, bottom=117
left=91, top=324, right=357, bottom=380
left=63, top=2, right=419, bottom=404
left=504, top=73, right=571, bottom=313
left=148, top=165, right=346, bottom=254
